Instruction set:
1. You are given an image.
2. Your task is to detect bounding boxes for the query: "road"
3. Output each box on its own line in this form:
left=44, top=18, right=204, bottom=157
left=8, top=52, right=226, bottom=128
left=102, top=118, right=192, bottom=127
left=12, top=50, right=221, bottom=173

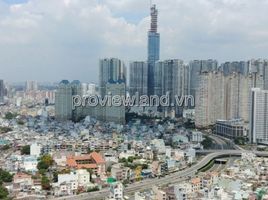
left=51, top=150, right=268, bottom=200
left=202, top=132, right=229, bottom=150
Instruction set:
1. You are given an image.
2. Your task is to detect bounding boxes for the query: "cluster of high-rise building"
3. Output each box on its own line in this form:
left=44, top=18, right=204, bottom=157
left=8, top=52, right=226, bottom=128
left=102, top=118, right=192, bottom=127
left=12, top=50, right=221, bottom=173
left=25, top=80, right=38, bottom=92
left=54, top=4, right=268, bottom=145
left=195, top=59, right=268, bottom=144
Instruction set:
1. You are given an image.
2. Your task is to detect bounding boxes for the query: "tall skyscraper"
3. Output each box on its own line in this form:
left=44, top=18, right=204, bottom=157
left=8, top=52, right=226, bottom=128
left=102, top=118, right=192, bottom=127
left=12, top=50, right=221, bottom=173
left=129, top=61, right=148, bottom=97
left=0, top=80, right=4, bottom=103
left=250, top=88, right=268, bottom=144
left=99, top=58, right=126, bottom=97
left=148, top=4, right=160, bottom=95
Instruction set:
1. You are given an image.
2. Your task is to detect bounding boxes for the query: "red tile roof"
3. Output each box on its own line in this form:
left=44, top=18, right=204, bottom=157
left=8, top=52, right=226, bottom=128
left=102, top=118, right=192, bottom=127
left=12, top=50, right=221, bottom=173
left=66, top=152, right=105, bottom=169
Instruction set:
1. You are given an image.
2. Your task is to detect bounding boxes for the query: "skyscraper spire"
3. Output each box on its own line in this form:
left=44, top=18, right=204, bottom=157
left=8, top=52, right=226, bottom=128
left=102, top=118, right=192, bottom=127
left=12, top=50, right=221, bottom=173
left=150, top=4, right=158, bottom=33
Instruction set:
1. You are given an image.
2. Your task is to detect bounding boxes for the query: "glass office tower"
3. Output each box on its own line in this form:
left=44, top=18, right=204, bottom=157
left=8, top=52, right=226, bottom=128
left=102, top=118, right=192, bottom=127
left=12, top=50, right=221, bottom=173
left=148, top=4, right=160, bottom=96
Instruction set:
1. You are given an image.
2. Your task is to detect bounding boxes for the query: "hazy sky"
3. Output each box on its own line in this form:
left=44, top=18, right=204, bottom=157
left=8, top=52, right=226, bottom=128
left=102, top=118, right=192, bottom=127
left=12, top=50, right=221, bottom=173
left=1, top=0, right=268, bottom=83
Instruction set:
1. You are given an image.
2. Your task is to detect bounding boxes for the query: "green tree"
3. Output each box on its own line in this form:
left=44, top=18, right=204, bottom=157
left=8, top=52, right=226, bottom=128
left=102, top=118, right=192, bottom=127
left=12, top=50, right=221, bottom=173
left=127, top=156, right=135, bottom=163
left=17, top=120, right=25, bottom=125
left=0, top=185, right=9, bottom=199
left=87, top=186, right=99, bottom=192
left=41, top=155, right=53, bottom=166
left=5, top=112, right=17, bottom=120
left=1, top=145, right=10, bottom=151
left=234, top=137, right=246, bottom=145
left=141, top=164, right=148, bottom=170
left=0, top=127, right=12, bottom=134
left=21, top=145, right=30, bottom=155
left=0, top=168, right=13, bottom=183
left=37, top=155, right=53, bottom=174
left=41, top=176, right=51, bottom=190
left=201, top=136, right=213, bottom=149
left=53, top=171, right=58, bottom=183
left=107, top=166, right=112, bottom=173
left=37, top=161, right=49, bottom=171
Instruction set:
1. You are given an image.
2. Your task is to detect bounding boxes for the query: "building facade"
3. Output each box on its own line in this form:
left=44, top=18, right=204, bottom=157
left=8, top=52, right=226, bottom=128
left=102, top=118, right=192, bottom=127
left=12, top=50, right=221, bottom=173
left=250, top=88, right=268, bottom=144
left=129, top=61, right=148, bottom=97
left=215, top=119, right=245, bottom=139
left=0, top=79, right=4, bottom=103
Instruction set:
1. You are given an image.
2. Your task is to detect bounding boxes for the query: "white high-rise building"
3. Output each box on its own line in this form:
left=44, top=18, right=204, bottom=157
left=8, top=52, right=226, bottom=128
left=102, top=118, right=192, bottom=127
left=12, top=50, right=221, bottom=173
left=224, top=73, right=250, bottom=121
left=195, top=71, right=225, bottom=128
left=250, top=88, right=268, bottom=144
left=87, top=83, right=96, bottom=95
left=25, top=80, right=38, bottom=92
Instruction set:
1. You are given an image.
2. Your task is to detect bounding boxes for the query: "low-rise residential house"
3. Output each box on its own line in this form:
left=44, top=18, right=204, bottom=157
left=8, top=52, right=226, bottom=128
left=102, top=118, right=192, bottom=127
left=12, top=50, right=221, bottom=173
left=111, top=163, right=131, bottom=181
left=76, top=169, right=91, bottom=188
left=22, top=155, right=38, bottom=172
left=13, top=172, right=33, bottom=193
left=166, top=183, right=192, bottom=200
left=30, top=143, right=42, bottom=157
left=109, top=182, right=124, bottom=200
left=191, top=177, right=202, bottom=192
left=153, top=186, right=167, bottom=200
left=190, top=131, right=203, bottom=143
left=53, top=181, right=77, bottom=196
left=53, top=152, right=68, bottom=167
left=119, top=150, right=136, bottom=160
left=53, top=172, right=78, bottom=196
left=66, top=152, right=105, bottom=177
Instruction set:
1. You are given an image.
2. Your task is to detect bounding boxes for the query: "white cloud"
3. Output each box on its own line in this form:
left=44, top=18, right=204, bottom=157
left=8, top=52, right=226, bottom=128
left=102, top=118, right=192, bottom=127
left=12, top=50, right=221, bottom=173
left=0, top=0, right=268, bottom=82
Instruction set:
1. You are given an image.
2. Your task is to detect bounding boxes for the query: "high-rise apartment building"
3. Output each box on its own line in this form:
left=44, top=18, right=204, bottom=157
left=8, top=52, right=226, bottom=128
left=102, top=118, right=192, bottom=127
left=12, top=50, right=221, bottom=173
left=55, top=80, right=82, bottom=121
left=250, top=88, right=268, bottom=144
left=99, top=58, right=126, bottom=97
left=55, top=80, right=73, bottom=121
left=129, top=61, right=148, bottom=97
left=153, top=59, right=186, bottom=116
left=224, top=73, right=250, bottom=121
left=189, top=60, right=218, bottom=102
left=195, top=71, right=225, bottom=128
left=25, top=80, right=38, bottom=92
left=148, top=4, right=160, bottom=95
left=219, top=61, right=249, bottom=76
left=105, top=83, right=126, bottom=124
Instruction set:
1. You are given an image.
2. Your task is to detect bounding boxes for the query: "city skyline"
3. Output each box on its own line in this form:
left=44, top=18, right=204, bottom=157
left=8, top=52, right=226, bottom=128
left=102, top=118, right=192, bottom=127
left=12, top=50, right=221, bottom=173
left=1, top=0, right=268, bottom=82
